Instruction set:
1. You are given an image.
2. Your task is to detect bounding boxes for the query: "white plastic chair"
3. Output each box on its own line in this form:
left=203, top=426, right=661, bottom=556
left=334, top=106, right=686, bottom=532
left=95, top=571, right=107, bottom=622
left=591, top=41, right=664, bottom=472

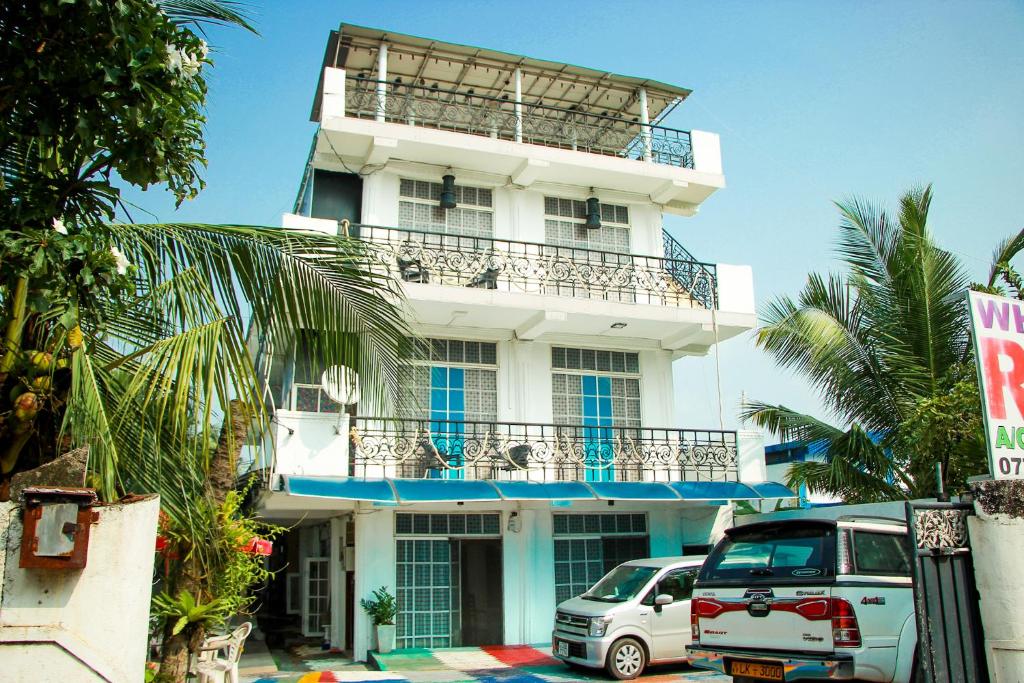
left=194, top=621, right=252, bottom=683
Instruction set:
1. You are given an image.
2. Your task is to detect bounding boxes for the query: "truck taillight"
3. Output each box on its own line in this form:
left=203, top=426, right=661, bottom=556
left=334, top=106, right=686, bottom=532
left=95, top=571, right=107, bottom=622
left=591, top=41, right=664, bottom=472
left=690, top=597, right=727, bottom=642
left=831, top=598, right=861, bottom=648
left=690, top=603, right=699, bottom=641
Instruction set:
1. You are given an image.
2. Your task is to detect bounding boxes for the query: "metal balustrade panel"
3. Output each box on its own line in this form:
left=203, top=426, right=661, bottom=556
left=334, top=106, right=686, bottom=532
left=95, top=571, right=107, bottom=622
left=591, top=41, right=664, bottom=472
left=349, top=417, right=738, bottom=483
left=356, top=224, right=718, bottom=310
left=344, top=77, right=694, bottom=169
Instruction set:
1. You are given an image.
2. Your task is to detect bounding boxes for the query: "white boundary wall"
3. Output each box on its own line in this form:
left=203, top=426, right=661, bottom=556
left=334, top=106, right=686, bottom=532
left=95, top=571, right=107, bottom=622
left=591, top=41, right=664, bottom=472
left=0, top=496, right=160, bottom=682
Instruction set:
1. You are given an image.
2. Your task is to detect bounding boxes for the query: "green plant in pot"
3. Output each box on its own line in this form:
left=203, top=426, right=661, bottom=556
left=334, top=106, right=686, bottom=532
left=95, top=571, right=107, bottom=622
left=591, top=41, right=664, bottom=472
left=361, top=586, right=398, bottom=653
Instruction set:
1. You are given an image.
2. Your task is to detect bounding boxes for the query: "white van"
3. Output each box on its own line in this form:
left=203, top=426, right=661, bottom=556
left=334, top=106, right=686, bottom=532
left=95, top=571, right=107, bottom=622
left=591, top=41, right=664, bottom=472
left=687, top=517, right=917, bottom=682
left=551, top=556, right=704, bottom=679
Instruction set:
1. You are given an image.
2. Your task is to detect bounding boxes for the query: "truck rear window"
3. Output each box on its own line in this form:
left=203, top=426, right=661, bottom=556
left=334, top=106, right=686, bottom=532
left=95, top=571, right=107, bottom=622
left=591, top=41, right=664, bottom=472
left=700, top=525, right=836, bottom=584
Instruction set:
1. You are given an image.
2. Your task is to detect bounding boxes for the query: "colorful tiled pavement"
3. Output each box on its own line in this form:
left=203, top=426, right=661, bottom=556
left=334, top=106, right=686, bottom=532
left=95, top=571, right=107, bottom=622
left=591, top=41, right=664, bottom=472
left=245, top=645, right=732, bottom=683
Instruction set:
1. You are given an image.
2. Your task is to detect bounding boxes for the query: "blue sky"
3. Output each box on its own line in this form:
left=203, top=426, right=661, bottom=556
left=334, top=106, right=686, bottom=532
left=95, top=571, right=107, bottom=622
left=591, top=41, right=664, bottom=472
left=122, top=1, right=1024, bottom=439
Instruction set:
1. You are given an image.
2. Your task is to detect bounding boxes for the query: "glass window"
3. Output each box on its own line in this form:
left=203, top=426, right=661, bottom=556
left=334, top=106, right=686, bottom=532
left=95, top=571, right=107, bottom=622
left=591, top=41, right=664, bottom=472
left=853, top=532, right=911, bottom=576
left=399, top=179, right=494, bottom=238
left=701, top=524, right=837, bottom=584
left=582, top=565, right=658, bottom=603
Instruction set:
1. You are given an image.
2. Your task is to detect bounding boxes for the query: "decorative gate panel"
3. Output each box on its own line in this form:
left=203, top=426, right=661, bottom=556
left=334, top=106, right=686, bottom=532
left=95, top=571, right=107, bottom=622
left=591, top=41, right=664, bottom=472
left=906, top=502, right=987, bottom=683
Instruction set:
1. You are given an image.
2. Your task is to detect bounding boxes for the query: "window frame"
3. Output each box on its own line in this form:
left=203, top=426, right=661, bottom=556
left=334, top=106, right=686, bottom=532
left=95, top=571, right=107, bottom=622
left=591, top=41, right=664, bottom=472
left=398, top=178, right=495, bottom=238
left=851, top=530, right=912, bottom=577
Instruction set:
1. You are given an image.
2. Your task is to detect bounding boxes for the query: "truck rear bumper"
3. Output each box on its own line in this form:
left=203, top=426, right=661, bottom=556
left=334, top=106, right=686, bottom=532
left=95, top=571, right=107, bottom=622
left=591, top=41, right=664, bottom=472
left=686, top=646, right=855, bottom=680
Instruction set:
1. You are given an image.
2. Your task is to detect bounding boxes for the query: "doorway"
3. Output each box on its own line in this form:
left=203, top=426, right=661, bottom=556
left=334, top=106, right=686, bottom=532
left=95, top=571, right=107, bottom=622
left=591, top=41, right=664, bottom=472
left=458, top=539, right=503, bottom=645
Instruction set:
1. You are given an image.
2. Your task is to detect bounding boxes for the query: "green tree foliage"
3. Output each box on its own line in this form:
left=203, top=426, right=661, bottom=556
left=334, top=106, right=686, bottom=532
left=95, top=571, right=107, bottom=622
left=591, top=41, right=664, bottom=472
left=746, top=186, right=1024, bottom=502
left=1, top=3, right=410, bottom=680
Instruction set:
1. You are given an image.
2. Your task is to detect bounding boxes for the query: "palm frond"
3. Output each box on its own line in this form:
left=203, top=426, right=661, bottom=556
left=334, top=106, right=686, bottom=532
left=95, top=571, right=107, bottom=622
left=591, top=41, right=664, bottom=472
left=156, top=0, right=256, bottom=33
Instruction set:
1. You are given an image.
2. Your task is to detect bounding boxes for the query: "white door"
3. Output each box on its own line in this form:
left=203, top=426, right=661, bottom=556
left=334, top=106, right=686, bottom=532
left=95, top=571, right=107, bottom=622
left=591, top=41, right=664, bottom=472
left=303, top=556, right=330, bottom=637
left=650, top=568, right=697, bottom=661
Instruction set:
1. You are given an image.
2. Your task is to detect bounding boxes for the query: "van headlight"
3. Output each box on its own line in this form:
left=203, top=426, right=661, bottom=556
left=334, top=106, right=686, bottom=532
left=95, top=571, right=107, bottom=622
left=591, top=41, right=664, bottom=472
left=589, top=615, right=613, bottom=637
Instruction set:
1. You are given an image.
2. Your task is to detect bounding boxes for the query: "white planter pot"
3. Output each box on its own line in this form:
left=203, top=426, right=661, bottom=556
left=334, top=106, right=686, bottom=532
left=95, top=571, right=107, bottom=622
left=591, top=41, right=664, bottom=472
left=376, top=624, right=396, bottom=654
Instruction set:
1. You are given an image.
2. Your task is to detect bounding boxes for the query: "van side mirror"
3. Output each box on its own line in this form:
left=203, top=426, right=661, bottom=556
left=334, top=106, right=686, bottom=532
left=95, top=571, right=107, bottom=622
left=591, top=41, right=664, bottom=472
left=655, top=593, right=674, bottom=606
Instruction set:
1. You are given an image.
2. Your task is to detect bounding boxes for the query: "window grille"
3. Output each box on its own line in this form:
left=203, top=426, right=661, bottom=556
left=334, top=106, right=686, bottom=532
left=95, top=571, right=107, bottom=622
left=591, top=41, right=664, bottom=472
left=395, top=513, right=501, bottom=536
left=553, top=513, right=649, bottom=604
left=395, top=539, right=453, bottom=648
left=399, top=179, right=494, bottom=238
left=551, top=347, right=639, bottom=374
left=543, top=196, right=630, bottom=253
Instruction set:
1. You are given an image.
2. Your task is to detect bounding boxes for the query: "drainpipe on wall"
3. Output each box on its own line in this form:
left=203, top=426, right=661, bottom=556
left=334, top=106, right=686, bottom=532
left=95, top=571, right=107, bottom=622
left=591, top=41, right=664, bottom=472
left=514, top=67, right=523, bottom=143
left=376, top=43, right=388, bottom=122
left=638, top=87, right=652, bottom=162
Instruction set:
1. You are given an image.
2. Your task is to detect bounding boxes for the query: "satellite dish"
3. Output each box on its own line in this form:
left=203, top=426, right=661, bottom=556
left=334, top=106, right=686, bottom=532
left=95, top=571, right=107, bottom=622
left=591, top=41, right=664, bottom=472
left=321, top=365, right=360, bottom=405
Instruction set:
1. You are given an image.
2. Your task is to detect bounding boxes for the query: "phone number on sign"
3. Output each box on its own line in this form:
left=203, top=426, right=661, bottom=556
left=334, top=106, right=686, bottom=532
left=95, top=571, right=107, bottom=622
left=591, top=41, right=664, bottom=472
left=997, top=456, right=1024, bottom=477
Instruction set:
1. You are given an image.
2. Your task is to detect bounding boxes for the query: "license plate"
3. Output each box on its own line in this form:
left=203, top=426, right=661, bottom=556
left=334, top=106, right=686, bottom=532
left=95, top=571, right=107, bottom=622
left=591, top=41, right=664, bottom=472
left=557, top=640, right=569, bottom=657
left=730, top=660, right=784, bottom=680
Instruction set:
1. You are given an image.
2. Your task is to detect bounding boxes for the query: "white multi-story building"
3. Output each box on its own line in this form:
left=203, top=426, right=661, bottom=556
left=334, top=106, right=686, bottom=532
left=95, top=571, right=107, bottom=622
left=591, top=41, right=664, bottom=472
left=252, top=23, right=789, bottom=661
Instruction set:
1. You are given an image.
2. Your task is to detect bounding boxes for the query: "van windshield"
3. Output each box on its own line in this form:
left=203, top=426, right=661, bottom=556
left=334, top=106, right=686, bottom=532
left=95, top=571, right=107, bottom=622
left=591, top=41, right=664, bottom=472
left=701, top=524, right=836, bottom=584
left=582, top=565, right=658, bottom=602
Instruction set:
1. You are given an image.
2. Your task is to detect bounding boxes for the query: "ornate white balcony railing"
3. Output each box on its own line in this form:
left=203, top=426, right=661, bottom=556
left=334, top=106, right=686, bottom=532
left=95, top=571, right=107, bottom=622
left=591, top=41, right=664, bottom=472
left=344, top=77, right=694, bottom=168
left=349, top=417, right=738, bottom=483
left=356, top=224, right=718, bottom=309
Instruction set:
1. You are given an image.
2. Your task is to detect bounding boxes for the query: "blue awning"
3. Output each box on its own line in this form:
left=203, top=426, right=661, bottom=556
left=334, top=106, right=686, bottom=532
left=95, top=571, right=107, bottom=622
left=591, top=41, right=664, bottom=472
left=389, top=478, right=501, bottom=502
left=585, top=481, right=682, bottom=500
left=284, top=476, right=397, bottom=503
left=749, top=481, right=797, bottom=498
left=670, top=481, right=761, bottom=500
left=279, top=477, right=794, bottom=503
left=491, top=481, right=594, bottom=500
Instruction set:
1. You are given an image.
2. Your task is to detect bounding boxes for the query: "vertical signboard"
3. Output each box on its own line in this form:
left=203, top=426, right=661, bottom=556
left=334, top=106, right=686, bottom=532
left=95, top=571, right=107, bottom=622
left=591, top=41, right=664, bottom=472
left=969, top=290, right=1024, bottom=479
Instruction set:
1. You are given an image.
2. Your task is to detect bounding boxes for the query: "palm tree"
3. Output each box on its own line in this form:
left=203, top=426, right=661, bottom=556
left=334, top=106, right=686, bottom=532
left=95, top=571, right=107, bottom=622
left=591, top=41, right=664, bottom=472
left=745, top=186, right=1023, bottom=502
left=1, top=3, right=413, bottom=679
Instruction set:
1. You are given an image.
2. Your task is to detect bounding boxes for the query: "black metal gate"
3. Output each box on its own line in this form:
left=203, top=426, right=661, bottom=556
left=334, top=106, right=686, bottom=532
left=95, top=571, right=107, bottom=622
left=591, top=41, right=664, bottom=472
left=905, top=501, right=988, bottom=682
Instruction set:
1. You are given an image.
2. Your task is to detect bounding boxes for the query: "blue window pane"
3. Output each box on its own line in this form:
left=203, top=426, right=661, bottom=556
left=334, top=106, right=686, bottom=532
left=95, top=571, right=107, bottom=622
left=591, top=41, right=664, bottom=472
left=431, top=389, right=448, bottom=411
left=431, top=367, right=447, bottom=388
left=597, top=376, right=611, bottom=395
left=431, top=420, right=446, bottom=433
left=581, top=375, right=597, bottom=395
left=598, top=397, right=612, bottom=419
left=583, top=395, right=597, bottom=418
left=448, top=368, right=464, bottom=389
left=449, top=391, right=464, bottom=412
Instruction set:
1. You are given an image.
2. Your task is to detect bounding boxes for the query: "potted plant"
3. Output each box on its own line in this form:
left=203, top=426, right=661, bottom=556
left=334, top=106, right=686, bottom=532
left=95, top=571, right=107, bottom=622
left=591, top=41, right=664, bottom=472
left=361, top=586, right=398, bottom=653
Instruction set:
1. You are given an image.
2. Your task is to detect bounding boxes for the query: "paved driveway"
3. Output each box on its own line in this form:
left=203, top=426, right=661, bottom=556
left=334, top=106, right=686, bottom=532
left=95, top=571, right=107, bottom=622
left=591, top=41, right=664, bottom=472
left=244, top=645, right=732, bottom=683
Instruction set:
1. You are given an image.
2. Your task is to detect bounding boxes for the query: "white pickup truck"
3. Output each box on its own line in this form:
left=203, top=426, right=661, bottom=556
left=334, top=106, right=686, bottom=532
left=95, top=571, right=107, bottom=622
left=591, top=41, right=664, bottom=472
left=686, top=517, right=918, bottom=682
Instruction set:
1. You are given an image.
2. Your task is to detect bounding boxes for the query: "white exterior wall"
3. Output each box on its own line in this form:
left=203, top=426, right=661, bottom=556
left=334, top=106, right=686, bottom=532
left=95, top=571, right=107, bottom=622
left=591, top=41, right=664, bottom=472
left=273, top=412, right=350, bottom=477
left=0, top=496, right=160, bottom=683
left=353, top=505, right=396, bottom=661
left=349, top=499, right=725, bottom=660
left=968, top=508, right=1024, bottom=680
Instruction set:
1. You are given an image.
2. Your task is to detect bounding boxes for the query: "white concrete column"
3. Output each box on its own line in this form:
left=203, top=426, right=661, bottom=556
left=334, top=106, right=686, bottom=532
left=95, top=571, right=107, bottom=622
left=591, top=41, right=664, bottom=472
left=321, top=67, right=347, bottom=120
left=375, top=43, right=388, bottom=122
left=329, top=517, right=345, bottom=650
left=638, top=87, right=653, bottom=162
left=514, top=67, right=523, bottom=143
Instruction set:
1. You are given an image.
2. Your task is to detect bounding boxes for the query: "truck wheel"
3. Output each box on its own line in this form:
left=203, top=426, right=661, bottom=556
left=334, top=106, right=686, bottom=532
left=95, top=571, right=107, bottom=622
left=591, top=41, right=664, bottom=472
left=605, top=637, right=646, bottom=680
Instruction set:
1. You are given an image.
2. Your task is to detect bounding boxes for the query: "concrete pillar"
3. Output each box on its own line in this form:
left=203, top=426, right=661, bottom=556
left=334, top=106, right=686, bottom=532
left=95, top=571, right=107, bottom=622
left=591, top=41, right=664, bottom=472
left=514, top=67, right=523, bottom=143
left=638, top=87, right=652, bottom=162
left=321, top=67, right=347, bottom=120
left=375, top=43, right=388, bottom=122
left=329, top=516, right=344, bottom=649
left=968, top=480, right=1024, bottom=680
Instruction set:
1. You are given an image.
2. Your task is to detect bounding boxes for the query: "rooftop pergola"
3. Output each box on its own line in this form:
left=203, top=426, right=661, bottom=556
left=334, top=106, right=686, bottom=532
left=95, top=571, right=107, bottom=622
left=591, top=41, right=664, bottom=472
left=311, top=23, right=691, bottom=131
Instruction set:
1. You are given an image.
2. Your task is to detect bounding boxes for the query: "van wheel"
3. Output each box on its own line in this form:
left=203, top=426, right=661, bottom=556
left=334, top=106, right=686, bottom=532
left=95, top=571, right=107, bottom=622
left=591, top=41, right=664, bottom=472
left=605, top=638, right=646, bottom=680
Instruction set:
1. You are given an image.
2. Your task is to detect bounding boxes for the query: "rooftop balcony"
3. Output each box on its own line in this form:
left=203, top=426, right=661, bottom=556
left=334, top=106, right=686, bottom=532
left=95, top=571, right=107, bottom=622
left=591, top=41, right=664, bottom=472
left=344, top=77, right=695, bottom=169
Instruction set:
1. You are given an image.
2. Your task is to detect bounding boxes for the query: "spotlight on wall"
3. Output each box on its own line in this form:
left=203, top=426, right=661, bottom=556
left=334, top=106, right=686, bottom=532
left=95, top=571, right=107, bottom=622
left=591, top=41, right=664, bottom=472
left=584, top=195, right=602, bottom=230
left=440, top=173, right=457, bottom=209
